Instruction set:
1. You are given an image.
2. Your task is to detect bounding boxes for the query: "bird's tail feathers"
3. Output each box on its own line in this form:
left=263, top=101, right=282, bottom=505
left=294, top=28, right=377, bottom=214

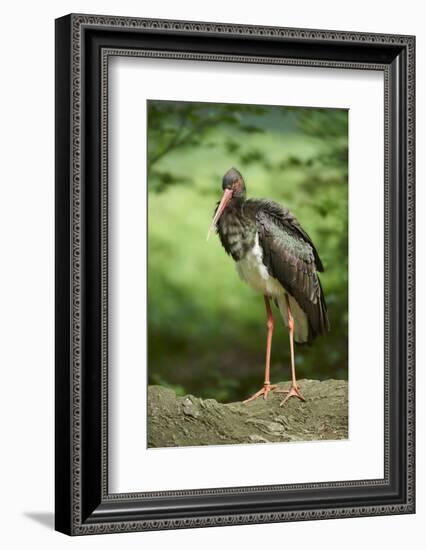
left=276, top=294, right=310, bottom=344
left=276, top=284, right=329, bottom=345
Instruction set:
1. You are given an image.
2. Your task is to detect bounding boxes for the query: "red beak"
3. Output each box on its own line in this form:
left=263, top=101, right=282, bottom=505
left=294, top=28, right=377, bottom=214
left=207, top=188, right=233, bottom=241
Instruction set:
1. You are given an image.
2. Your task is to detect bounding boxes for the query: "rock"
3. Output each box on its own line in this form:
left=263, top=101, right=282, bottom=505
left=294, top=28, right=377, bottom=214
left=147, top=379, right=348, bottom=448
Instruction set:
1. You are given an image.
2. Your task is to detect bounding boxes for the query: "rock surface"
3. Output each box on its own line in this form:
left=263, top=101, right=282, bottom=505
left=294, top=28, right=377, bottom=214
left=148, top=379, right=348, bottom=448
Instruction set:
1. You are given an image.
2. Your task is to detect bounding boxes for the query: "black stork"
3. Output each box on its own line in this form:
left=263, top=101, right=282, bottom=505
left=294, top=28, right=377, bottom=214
left=207, top=168, right=329, bottom=405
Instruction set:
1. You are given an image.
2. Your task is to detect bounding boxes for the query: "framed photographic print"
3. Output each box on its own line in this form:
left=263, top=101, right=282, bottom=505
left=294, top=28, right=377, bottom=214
left=55, top=14, right=415, bottom=535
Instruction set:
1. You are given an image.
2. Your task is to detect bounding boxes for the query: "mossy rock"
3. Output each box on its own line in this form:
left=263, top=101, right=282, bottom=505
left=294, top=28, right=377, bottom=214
left=148, top=379, right=348, bottom=448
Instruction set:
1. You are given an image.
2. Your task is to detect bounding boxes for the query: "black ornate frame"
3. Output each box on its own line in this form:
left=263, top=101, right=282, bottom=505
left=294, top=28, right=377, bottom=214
left=55, top=14, right=415, bottom=536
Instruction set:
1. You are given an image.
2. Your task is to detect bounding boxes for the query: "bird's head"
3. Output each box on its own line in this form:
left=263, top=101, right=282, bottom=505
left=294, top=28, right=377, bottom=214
left=207, top=168, right=246, bottom=240
left=222, top=167, right=246, bottom=197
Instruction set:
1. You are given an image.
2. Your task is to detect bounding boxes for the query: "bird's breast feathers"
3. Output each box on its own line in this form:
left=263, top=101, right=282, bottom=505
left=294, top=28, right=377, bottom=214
left=236, top=232, right=310, bottom=342
left=236, top=232, right=284, bottom=297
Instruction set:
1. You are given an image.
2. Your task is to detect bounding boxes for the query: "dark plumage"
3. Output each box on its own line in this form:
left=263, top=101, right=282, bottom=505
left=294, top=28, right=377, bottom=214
left=256, top=200, right=329, bottom=342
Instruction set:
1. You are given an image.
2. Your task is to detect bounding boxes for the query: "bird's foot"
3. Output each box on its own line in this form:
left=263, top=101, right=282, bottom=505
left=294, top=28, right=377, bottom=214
left=243, top=383, right=277, bottom=404
left=275, top=383, right=306, bottom=406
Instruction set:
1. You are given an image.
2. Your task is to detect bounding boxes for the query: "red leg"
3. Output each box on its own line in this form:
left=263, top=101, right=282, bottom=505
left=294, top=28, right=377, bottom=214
left=275, top=295, right=305, bottom=405
left=243, top=296, right=277, bottom=403
left=264, top=295, right=274, bottom=386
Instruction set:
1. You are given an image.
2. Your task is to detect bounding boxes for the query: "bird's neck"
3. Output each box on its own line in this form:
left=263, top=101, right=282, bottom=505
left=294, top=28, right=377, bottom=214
left=229, top=194, right=246, bottom=208
left=217, top=195, right=256, bottom=261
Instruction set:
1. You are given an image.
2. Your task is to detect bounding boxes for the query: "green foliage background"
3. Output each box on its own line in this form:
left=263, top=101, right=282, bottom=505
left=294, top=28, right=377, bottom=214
left=147, top=100, right=348, bottom=403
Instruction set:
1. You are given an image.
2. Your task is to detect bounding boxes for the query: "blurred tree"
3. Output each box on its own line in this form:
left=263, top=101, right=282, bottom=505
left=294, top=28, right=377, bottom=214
left=148, top=101, right=266, bottom=192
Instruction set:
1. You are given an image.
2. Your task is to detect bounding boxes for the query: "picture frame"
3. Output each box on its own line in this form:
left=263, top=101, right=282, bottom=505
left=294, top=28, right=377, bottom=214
left=55, top=13, right=415, bottom=535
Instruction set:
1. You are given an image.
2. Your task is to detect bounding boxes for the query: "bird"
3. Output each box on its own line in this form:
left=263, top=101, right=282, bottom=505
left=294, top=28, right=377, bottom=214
left=207, top=167, right=329, bottom=405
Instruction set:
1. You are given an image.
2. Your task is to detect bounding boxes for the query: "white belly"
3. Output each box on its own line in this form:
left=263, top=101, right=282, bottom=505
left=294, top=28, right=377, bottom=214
left=236, top=233, right=309, bottom=343
left=235, top=233, right=285, bottom=298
